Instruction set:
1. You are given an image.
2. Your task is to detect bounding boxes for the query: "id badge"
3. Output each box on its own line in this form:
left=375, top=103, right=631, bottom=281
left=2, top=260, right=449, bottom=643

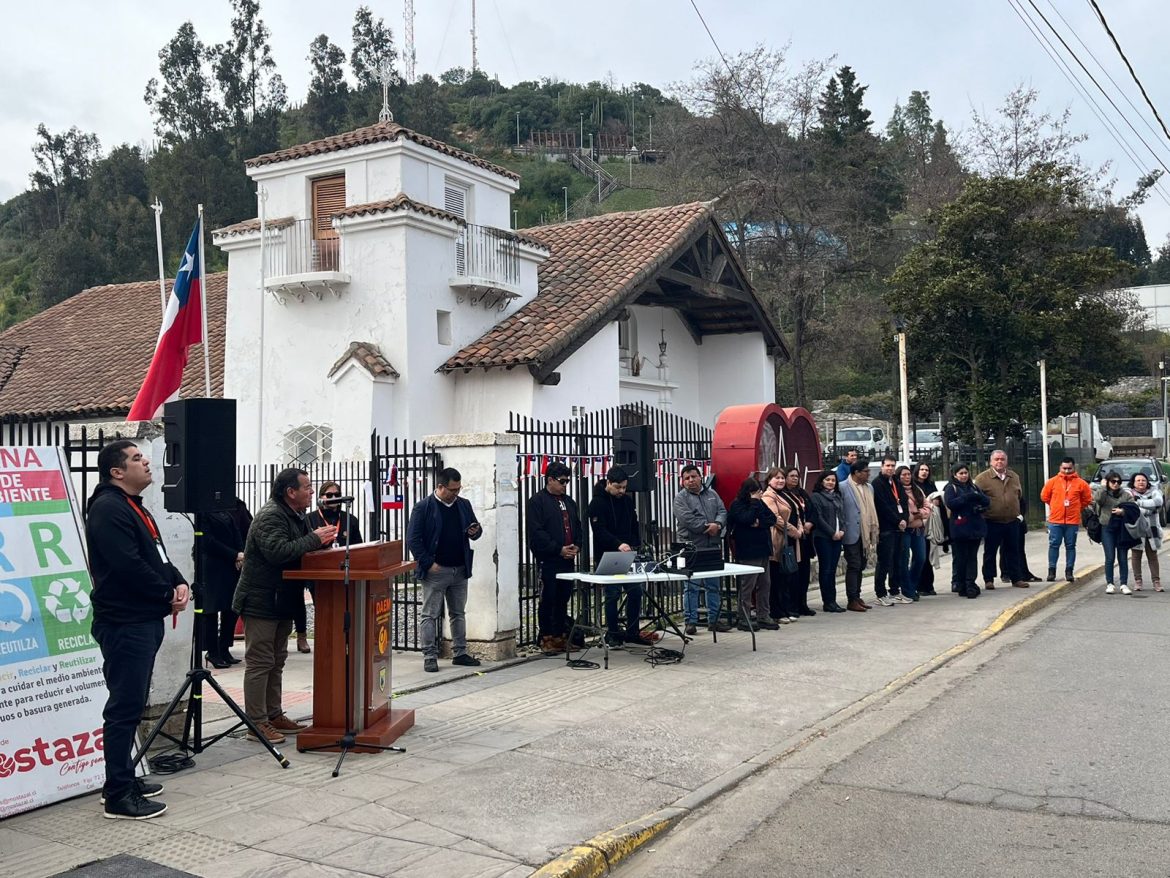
left=1064, top=500, right=1070, bottom=507
left=157, top=542, right=170, bottom=564
left=896, top=504, right=904, bottom=514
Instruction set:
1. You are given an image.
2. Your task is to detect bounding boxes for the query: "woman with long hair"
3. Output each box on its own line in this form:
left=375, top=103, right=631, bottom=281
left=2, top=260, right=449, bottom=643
left=898, top=465, right=928, bottom=601
left=808, top=470, right=847, bottom=612
left=1093, top=470, right=1134, bottom=594
left=944, top=463, right=990, bottom=598
left=779, top=467, right=816, bottom=616
left=761, top=466, right=801, bottom=623
left=727, top=476, right=778, bottom=630
left=912, top=462, right=941, bottom=595
left=1128, top=472, right=1164, bottom=591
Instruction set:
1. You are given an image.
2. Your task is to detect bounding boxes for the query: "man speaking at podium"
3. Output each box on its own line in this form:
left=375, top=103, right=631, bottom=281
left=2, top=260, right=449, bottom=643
left=233, top=469, right=337, bottom=744
left=407, top=467, right=483, bottom=673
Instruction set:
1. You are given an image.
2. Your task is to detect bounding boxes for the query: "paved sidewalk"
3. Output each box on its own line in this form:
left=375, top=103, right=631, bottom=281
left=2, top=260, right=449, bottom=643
left=1, top=532, right=1117, bottom=878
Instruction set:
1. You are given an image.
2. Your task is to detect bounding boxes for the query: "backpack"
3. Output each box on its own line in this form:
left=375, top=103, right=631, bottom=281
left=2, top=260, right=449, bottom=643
left=1081, top=504, right=1102, bottom=543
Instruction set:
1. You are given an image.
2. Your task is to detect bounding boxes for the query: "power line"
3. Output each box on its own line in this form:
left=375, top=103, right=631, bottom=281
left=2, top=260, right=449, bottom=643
left=1086, top=0, right=1170, bottom=144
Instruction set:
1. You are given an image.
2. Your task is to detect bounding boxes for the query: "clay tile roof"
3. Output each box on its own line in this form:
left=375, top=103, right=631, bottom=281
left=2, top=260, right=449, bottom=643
left=328, top=341, right=399, bottom=380
left=439, top=202, right=716, bottom=373
left=334, top=195, right=464, bottom=226
left=0, top=275, right=226, bottom=420
left=212, top=216, right=294, bottom=239
left=245, top=121, right=520, bottom=182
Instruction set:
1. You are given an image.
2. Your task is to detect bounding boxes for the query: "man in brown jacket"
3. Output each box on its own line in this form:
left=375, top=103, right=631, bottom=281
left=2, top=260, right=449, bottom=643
left=974, top=450, right=1028, bottom=589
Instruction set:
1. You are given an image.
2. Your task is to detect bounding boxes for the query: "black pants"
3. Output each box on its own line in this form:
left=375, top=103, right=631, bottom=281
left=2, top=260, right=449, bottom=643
left=769, top=560, right=795, bottom=619
left=793, top=536, right=814, bottom=611
left=92, top=618, right=164, bottom=800
left=875, top=530, right=903, bottom=597
left=538, top=559, right=574, bottom=639
left=952, top=538, right=981, bottom=595
left=293, top=583, right=314, bottom=635
left=203, top=608, right=239, bottom=657
left=605, top=583, right=643, bottom=638
left=919, top=547, right=937, bottom=593
left=843, top=540, right=864, bottom=601
left=982, top=520, right=1021, bottom=583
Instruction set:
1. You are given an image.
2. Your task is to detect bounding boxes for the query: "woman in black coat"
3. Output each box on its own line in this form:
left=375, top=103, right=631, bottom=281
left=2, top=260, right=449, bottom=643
left=943, top=464, right=990, bottom=599
left=727, top=476, right=778, bottom=631
left=199, top=499, right=249, bottom=667
left=808, top=471, right=847, bottom=612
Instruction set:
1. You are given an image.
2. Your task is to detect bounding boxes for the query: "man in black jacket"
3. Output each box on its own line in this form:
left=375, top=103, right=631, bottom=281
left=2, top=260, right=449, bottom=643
left=871, top=456, right=910, bottom=606
left=87, top=440, right=189, bottom=820
left=587, top=466, right=651, bottom=647
left=526, top=461, right=582, bottom=653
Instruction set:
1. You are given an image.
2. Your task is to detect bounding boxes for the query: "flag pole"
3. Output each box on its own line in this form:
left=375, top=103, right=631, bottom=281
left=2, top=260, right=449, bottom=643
left=257, top=187, right=268, bottom=474
left=197, top=204, right=211, bottom=397
left=151, top=199, right=166, bottom=315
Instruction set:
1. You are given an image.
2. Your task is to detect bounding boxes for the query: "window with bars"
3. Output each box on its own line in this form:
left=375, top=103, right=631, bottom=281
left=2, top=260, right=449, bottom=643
left=283, top=424, right=333, bottom=467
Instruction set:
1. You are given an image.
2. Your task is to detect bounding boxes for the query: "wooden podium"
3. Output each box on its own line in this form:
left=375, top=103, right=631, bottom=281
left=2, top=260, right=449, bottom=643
left=283, top=540, right=416, bottom=752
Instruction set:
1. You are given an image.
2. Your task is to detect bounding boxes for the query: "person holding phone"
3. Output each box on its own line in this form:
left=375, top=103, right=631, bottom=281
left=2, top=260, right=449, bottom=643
left=407, top=467, right=483, bottom=672
left=527, top=461, right=583, bottom=653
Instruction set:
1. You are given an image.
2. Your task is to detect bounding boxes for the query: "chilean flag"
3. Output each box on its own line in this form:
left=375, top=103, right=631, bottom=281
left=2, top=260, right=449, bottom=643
left=128, top=220, right=204, bottom=421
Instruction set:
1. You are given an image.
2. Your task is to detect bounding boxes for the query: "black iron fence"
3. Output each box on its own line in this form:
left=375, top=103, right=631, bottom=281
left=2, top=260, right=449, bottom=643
left=508, top=403, right=713, bottom=647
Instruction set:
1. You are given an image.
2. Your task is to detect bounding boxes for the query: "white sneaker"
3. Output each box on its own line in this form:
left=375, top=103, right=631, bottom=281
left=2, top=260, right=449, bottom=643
left=787, top=615, right=799, bottom=622
left=1120, top=584, right=1132, bottom=595
left=893, top=595, right=914, bottom=604
left=1105, top=584, right=1116, bottom=594
left=877, top=596, right=895, bottom=607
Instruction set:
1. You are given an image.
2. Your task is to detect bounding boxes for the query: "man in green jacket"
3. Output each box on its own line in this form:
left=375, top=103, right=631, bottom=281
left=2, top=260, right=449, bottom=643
left=232, top=468, right=336, bottom=744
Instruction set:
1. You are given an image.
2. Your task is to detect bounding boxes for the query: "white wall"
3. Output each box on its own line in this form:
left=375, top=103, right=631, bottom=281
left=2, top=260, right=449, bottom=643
left=697, top=333, right=775, bottom=426
left=531, top=324, right=622, bottom=421
left=453, top=368, right=534, bottom=433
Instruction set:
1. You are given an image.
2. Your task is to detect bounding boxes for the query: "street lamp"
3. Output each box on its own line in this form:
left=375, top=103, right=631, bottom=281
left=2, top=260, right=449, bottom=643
left=1038, top=358, right=1050, bottom=478
left=649, top=114, right=653, bottom=147
left=515, top=111, right=520, bottom=148
left=893, top=315, right=910, bottom=462
left=562, top=186, right=568, bottom=221
left=579, top=113, right=584, bottom=154
left=628, top=144, right=637, bottom=184
left=1160, top=354, right=1168, bottom=459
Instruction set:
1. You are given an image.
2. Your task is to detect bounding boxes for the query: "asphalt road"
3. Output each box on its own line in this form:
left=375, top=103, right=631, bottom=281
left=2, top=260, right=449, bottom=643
left=617, top=574, right=1170, bottom=877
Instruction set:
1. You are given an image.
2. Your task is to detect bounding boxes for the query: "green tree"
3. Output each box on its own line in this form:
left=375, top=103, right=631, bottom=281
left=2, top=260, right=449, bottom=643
left=886, top=166, right=1137, bottom=443
left=398, top=74, right=453, bottom=140
left=212, top=0, right=285, bottom=141
left=145, top=22, right=224, bottom=142
left=29, top=124, right=101, bottom=229
left=305, top=35, right=350, bottom=138
left=349, top=6, right=399, bottom=126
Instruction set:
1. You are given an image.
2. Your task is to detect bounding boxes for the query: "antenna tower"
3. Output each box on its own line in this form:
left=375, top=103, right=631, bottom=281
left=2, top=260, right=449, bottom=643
left=470, top=0, right=478, bottom=71
left=404, top=0, right=416, bottom=84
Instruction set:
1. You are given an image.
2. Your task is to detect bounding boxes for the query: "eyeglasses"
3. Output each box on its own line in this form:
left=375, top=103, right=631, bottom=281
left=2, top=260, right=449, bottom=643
left=322, top=491, right=340, bottom=498
left=552, top=477, right=570, bottom=485
left=1107, top=479, right=1121, bottom=485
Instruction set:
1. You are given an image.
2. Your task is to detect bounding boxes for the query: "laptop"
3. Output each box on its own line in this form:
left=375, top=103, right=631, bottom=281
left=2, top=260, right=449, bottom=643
left=594, top=551, right=637, bottom=576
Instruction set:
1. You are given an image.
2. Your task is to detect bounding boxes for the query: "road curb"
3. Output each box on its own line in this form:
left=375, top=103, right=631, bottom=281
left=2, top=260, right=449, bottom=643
left=531, top=567, right=1100, bottom=878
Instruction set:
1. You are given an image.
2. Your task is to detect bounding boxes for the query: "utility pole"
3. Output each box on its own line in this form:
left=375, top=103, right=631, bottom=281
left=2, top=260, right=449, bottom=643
left=562, top=187, right=568, bottom=221
left=470, top=0, right=478, bottom=72
left=403, top=0, right=416, bottom=84
left=515, top=111, right=520, bottom=148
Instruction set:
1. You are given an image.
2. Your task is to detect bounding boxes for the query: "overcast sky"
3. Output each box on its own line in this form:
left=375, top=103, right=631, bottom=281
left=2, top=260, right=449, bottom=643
left=3, top=1, right=1169, bottom=246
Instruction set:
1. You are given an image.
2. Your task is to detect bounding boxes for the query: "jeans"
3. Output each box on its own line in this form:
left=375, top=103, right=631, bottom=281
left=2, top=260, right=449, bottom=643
left=91, top=618, right=164, bottom=800
left=813, top=536, right=843, bottom=606
left=1047, top=524, right=1079, bottom=572
left=1101, top=526, right=1129, bottom=585
left=605, top=582, right=643, bottom=639
left=242, top=616, right=293, bottom=723
left=421, top=565, right=469, bottom=658
left=951, top=538, right=981, bottom=595
left=875, top=530, right=904, bottom=597
left=842, top=540, right=865, bottom=602
left=982, top=520, right=1021, bottom=583
left=901, top=530, right=925, bottom=599
left=684, top=578, right=723, bottom=625
left=538, top=559, right=575, bottom=639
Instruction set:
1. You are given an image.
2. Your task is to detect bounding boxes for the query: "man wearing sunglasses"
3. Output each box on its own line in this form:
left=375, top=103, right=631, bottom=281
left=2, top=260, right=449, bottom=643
left=406, top=467, right=483, bottom=673
left=526, top=461, right=582, bottom=653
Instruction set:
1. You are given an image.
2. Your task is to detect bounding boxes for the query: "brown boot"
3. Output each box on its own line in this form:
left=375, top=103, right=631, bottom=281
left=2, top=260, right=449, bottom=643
left=297, top=634, right=311, bottom=654
left=269, top=713, right=308, bottom=734
left=846, top=599, right=868, bottom=612
left=246, top=722, right=286, bottom=744
left=1011, top=581, right=1030, bottom=589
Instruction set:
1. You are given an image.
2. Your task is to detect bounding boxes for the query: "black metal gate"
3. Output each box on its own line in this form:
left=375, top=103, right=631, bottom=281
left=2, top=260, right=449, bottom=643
left=508, top=403, right=713, bottom=647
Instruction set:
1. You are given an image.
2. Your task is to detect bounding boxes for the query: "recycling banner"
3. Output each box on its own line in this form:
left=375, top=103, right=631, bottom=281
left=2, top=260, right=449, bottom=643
left=0, top=447, right=106, bottom=818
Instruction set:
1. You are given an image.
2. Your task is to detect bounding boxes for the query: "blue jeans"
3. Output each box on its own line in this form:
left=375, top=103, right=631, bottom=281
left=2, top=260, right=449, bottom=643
left=91, top=618, right=164, bottom=800
left=1047, top=524, right=1078, bottom=571
left=684, top=578, right=722, bottom=625
left=605, top=582, right=643, bottom=639
left=1101, top=526, right=1129, bottom=585
left=901, top=530, right=925, bottom=599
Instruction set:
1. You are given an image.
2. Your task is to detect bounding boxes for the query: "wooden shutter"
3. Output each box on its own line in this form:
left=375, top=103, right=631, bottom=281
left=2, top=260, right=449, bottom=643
left=312, top=175, right=346, bottom=240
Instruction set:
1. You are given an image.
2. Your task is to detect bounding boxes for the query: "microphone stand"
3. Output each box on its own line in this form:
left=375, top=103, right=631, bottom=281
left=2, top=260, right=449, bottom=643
left=299, top=498, right=405, bottom=776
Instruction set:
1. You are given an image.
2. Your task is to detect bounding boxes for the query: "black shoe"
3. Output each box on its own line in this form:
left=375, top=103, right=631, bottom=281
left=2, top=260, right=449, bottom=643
left=1026, top=574, right=1042, bottom=582
left=919, top=588, right=937, bottom=596
left=452, top=653, right=481, bottom=667
left=424, top=657, right=439, bottom=672
left=684, top=623, right=698, bottom=635
left=205, top=652, right=231, bottom=669
left=736, top=621, right=757, bottom=632
left=1046, top=569, right=1057, bottom=582
left=708, top=621, right=732, bottom=633
left=101, top=778, right=163, bottom=805
left=758, top=619, right=780, bottom=630
left=1065, top=570, right=1075, bottom=582
left=604, top=634, right=625, bottom=650
left=103, top=789, right=167, bottom=820
left=909, top=594, right=920, bottom=602
left=822, top=603, right=846, bottom=613
left=224, top=651, right=242, bottom=664
left=799, top=608, right=816, bottom=616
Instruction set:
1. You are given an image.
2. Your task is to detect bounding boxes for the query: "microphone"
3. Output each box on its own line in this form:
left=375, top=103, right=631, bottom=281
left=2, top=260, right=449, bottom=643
left=322, top=495, right=355, bottom=505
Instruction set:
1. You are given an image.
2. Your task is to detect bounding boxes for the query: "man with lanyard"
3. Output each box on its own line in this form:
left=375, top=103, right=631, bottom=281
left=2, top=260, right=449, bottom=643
left=87, top=440, right=190, bottom=820
left=526, top=461, right=582, bottom=653
left=871, top=455, right=911, bottom=606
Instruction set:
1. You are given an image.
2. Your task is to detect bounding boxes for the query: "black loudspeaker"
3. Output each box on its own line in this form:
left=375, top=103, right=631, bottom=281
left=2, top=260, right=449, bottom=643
left=162, top=398, right=237, bottom=513
left=613, top=424, right=656, bottom=492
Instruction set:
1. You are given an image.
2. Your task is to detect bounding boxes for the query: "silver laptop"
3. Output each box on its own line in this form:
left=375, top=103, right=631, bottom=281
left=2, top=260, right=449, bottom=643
left=594, top=551, right=637, bottom=575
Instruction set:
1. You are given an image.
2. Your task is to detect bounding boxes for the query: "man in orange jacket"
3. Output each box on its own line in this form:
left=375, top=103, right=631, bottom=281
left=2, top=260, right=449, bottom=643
left=1039, top=457, right=1093, bottom=582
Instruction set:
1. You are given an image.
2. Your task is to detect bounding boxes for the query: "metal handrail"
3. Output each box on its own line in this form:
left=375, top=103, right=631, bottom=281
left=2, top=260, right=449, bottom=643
left=454, top=223, right=520, bottom=289
left=265, top=218, right=341, bottom=277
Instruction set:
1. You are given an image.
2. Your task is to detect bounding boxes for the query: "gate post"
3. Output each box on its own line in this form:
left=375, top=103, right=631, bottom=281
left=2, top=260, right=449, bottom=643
left=424, top=432, right=521, bottom=660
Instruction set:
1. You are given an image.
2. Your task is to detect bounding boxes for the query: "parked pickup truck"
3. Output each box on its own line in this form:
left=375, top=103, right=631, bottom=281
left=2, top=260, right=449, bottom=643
left=832, top=425, right=892, bottom=459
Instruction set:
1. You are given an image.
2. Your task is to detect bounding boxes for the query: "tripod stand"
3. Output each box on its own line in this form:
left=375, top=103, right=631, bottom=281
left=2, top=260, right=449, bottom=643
left=298, top=498, right=405, bottom=777
left=135, top=512, right=290, bottom=771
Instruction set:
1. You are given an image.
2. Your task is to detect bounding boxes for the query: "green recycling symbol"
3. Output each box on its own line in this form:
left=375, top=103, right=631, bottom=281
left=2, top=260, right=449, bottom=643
left=41, top=576, right=92, bottom=624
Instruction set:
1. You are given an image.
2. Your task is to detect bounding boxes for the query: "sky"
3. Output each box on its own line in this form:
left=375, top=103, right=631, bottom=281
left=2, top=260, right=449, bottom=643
left=3, top=0, right=1169, bottom=246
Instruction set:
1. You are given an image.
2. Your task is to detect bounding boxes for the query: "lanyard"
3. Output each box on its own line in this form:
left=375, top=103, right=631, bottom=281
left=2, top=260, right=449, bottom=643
left=126, top=496, right=160, bottom=542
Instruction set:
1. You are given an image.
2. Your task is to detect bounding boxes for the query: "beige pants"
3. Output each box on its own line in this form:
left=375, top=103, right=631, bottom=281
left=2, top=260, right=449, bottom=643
left=242, top=616, right=293, bottom=723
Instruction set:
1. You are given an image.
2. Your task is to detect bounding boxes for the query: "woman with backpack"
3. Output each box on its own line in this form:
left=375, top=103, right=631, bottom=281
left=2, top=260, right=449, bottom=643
left=1093, top=471, right=1134, bottom=594
left=944, top=463, right=991, bottom=599
left=1128, top=472, right=1164, bottom=592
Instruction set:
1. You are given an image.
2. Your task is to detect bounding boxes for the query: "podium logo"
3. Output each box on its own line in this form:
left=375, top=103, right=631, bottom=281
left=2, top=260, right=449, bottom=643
left=0, top=728, right=104, bottom=777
